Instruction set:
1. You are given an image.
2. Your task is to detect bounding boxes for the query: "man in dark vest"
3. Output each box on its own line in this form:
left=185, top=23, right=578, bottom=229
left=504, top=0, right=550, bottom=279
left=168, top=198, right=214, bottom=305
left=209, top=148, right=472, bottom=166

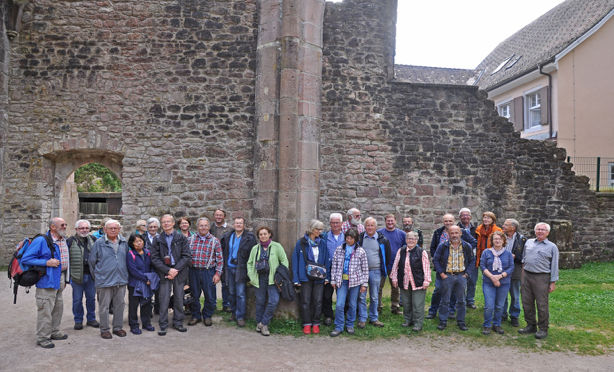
left=68, top=219, right=99, bottom=330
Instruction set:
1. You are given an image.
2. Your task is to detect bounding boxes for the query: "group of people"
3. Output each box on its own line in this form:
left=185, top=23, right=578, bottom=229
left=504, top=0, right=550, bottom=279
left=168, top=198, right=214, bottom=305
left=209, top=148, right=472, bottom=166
left=20, top=206, right=559, bottom=348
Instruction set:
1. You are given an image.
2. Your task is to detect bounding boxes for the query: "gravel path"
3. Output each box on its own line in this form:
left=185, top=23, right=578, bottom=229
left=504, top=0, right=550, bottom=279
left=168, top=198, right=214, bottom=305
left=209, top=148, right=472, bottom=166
left=1, top=283, right=612, bottom=371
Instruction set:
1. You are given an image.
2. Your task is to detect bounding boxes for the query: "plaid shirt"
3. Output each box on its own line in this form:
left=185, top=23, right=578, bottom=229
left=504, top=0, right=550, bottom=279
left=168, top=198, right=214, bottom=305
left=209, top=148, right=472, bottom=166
left=446, top=243, right=465, bottom=273
left=330, top=244, right=369, bottom=288
left=341, top=221, right=365, bottom=234
left=54, top=236, right=69, bottom=272
left=189, top=232, right=223, bottom=274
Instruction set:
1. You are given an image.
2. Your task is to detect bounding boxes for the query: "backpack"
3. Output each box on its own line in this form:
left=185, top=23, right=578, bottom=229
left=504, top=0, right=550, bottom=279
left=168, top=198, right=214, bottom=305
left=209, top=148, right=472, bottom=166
left=7, top=234, right=55, bottom=304
left=274, top=265, right=295, bottom=302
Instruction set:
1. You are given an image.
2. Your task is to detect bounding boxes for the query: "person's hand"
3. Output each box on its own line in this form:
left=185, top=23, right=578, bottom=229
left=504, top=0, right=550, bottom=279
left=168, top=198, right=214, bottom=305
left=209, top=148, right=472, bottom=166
left=491, top=276, right=500, bottom=287
left=146, top=280, right=151, bottom=285
left=360, top=286, right=367, bottom=293
left=440, top=273, right=448, bottom=279
left=294, top=283, right=301, bottom=288
left=391, top=281, right=398, bottom=288
left=212, top=273, right=221, bottom=284
left=46, top=258, right=60, bottom=267
left=549, top=282, right=556, bottom=293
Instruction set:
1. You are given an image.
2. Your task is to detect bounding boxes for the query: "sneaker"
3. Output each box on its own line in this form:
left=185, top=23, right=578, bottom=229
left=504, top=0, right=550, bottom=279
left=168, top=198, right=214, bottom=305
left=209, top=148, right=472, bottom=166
left=86, top=320, right=100, bottom=328
left=261, top=325, right=270, bottom=336
left=493, top=325, right=505, bottom=334
left=50, top=332, right=68, bottom=340
left=256, top=322, right=263, bottom=332
left=312, top=325, right=320, bottom=334
left=357, top=321, right=366, bottom=329
left=130, top=327, right=142, bottom=335
left=330, top=329, right=342, bottom=337
left=346, top=327, right=355, bottom=335
left=237, top=319, right=246, bottom=327
left=303, top=325, right=311, bottom=335
left=37, top=339, right=55, bottom=349
left=510, top=317, right=519, bottom=327
left=518, top=325, right=537, bottom=334
left=535, top=329, right=548, bottom=339
left=482, top=327, right=491, bottom=335
left=74, top=323, right=83, bottom=330
left=144, top=325, right=155, bottom=332
left=369, top=320, right=384, bottom=327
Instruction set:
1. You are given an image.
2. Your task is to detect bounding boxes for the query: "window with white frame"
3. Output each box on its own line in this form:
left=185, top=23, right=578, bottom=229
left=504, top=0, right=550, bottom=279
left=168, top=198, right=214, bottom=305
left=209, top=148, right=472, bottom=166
left=609, top=162, right=614, bottom=187
left=525, top=91, right=541, bottom=129
left=498, top=102, right=511, bottom=119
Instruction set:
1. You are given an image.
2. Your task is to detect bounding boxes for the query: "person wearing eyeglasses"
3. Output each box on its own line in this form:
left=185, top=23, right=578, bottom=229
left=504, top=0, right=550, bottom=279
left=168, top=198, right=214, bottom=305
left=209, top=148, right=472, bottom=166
left=68, top=219, right=99, bottom=331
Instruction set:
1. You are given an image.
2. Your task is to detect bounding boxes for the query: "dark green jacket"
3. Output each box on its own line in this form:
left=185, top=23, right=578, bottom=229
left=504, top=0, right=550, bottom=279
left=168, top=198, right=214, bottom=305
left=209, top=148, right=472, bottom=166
left=68, top=235, right=95, bottom=284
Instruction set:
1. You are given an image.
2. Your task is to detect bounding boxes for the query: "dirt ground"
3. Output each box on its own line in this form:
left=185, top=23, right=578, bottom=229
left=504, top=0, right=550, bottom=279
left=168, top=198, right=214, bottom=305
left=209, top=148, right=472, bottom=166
left=1, top=283, right=612, bottom=372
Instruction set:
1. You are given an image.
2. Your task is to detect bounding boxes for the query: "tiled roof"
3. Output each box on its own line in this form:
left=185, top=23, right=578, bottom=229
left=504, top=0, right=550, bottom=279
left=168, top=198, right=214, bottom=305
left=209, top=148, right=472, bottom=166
left=475, top=0, right=614, bottom=91
left=394, top=64, right=474, bottom=85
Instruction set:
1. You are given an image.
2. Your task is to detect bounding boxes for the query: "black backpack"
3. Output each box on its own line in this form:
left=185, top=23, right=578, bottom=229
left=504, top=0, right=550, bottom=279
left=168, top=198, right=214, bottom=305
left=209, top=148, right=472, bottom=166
left=274, top=265, right=295, bottom=302
left=7, top=234, right=55, bottom=304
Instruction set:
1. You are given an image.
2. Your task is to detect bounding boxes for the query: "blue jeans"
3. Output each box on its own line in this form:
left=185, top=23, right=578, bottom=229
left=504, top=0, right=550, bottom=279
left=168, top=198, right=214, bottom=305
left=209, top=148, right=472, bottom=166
left=358, top=269, right=381, bottom=322
left=255, top=275, right=280, bottom=326
left=222, top=276, right=231, bottom=308
left=465, top=262, right=478, bottom=305
left=71, top=273, right=96, bottom=324
left=438, top=274, right=467, bottom=324
left=503, top=279, right=521, bottom=318
left=190, top=267, right=217, bottom=319
left=227, top=267, right=247, bottom=320
left=334, top=280, right=360, bottom=331
left=428, top=275, right=442, bottom=316
left=483, top=280, right=510, bottom=327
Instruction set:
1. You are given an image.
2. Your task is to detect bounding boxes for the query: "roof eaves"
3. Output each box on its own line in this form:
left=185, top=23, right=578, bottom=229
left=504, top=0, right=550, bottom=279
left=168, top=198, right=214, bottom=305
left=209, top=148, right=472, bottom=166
left=555, top=7, right=614, bottom=63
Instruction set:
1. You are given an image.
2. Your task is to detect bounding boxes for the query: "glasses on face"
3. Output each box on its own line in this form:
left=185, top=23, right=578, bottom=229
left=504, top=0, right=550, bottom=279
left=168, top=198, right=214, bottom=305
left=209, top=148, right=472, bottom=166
left=59, top=224, right=67, bottom=227
left=407, top=237, right=417, bottom=241
left=107, top=227, right=119, bottom=230
left=77, top=227, right=90, bottom=230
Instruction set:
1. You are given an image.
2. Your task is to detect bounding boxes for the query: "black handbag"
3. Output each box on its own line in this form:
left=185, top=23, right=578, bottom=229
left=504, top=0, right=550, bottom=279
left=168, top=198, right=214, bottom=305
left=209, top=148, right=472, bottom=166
left=302, top=244, right=326, bottom=280
left=255, top=246, right=270, bottom=274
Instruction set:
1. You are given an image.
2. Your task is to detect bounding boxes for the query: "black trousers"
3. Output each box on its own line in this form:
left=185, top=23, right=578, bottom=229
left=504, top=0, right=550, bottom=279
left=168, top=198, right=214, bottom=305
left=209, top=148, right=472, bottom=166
left=127, top=285, right=152, bottom=329
left=322, top=282, right=335, bottom=319
left=300, top=280, right=324, bottom=326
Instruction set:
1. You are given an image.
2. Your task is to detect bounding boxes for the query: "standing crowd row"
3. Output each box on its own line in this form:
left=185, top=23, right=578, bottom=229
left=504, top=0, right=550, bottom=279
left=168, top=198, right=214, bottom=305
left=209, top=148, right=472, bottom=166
left=19, top=207, right=559, bottom=348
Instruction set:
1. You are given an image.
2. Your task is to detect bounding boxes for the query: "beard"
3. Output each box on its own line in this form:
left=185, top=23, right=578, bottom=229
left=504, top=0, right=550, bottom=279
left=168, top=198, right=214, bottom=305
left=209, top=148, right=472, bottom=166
left=57, top=229, right=67, bottom=238
left=78, top=231, right=90, bottom=238
left=350, top=216, right=362, bottom=226
left=403, top=224, right=413, bottom=232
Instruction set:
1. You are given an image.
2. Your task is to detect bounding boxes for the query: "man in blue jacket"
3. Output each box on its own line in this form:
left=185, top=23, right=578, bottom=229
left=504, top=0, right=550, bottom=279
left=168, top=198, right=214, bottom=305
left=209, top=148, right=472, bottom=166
left=21, top=217, right=68, bottom=349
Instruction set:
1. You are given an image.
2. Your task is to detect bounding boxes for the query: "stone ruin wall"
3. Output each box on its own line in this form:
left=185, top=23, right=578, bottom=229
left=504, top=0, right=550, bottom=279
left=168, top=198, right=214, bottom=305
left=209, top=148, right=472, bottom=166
left=1, top=0, right=613, bottom=266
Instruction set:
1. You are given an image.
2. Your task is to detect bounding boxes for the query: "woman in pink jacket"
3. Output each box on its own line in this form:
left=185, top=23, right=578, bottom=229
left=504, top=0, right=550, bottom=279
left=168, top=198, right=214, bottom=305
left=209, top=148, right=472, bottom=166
left=390, top=231, right=431, bottom=333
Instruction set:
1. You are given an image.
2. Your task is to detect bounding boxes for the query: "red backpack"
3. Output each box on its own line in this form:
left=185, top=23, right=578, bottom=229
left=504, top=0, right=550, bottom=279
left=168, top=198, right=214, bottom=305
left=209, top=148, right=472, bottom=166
left=7, top=234, right=55, bottom=304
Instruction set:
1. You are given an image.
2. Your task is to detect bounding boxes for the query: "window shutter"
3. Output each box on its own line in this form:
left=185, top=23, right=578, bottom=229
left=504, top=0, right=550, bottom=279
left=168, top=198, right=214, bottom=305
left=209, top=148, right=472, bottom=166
left=512, top=96, right=524, bottom=131
left=539, top=86, right=549, bottom=125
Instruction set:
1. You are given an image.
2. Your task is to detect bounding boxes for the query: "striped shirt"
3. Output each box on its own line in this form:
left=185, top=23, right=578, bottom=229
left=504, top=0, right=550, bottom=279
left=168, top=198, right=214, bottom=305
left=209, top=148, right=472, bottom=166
left=446, top=242, right=465, bottom=273
left=341, top=221, right=365, bottom=234
left=54, top=236, right=69, bottom=272
left=189, top=232, right=223, bottom=274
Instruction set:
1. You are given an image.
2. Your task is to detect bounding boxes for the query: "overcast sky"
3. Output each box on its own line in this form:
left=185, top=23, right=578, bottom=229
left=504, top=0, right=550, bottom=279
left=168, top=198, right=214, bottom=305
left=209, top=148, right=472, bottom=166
left=394, top=0, right=565, bottom=69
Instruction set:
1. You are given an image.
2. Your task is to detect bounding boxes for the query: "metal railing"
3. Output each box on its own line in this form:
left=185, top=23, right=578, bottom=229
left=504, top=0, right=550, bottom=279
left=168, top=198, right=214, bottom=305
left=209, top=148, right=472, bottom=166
left=566, top=157, right=614, bottom=192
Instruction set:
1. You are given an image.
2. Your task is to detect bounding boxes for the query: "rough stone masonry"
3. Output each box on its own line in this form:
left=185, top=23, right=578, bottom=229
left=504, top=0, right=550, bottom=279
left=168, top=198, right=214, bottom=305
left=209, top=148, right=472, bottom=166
left=1, top=0, right=612, bottom=267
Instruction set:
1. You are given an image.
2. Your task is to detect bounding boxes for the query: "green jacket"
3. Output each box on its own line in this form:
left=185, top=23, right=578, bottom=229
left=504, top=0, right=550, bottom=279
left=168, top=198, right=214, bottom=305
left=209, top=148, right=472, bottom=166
left=68, top=235, right=96, bottom=284
left=247, top=241, right=288, bottom=287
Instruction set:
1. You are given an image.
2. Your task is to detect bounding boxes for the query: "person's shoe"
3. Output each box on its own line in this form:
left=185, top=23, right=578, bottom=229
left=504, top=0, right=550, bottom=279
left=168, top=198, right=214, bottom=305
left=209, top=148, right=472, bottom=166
left=369, top=320, right=384, bottom=327
left=501, top=314, right=508, bottom=322
left=401, top=322, right=410, bottom=327
left=188, top=318, right=201, bottom=326
left=74, top=323, right=83, bottom=330
left=518, top=325, right=537, bottom=334
left=50, top=332, right=68, bottom=340
left=312, top=325, right=320, bottom=334
left=324, top=317, right=333, bottom=326
left=130, top=327, right=142, bottom=335
left=467, top=303, right=477, bottom=309
left=510, top=317, right=519, bottom=327
left=457, top=323, right=468, bottom=331
left=330, top=329, right=342, bottom=337
left=437, top=322, right=447, bottom=330
left=535, top=329, right=548, bottom=339
left=101, top=331, right=113, bottom=339
left=204, top=318, right=213, bottom=326
left=256, top=322, right=263, bottom=332
left=303, top=325, right=311, bottom=335
left=391, top=307, right=401, bottom=314
left=482, top=327, right=491, bottom=335
left=411, top=326, right=422, bottom=332
left=357, top=321, right=366, bottom=329
left=37, top=339, right=55, bottom=348
left=144, top=325, right=155, bottom=332
left=174, top=325, right=187, bottom=332
left=260, top=325, right=270, bottom=336
left=237, top=319, right=246, bottom=327
left=223, top=306, right=233, bottom=313
left=426, top=313, right=435, bottom=319
left=86, top=320, right=100, bottom=328
left=346, top=327, right=355, bottom=335
left=493, top=325, right=505, bottom=334
left=158, top=329, right=167, bottom=336
left=113, top=329, right=127, bottom=337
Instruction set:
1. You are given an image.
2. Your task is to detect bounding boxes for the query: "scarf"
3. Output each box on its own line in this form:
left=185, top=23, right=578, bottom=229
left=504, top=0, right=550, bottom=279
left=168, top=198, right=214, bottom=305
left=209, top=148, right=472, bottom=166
left=260, top=239, right=272, bottom=249
left=488, top=247, right=505, bottom=272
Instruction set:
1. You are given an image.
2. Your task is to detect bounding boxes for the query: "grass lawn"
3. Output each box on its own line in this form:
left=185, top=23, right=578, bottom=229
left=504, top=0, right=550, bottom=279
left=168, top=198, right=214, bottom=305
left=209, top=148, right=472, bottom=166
left=231, top=261, right=614, bottom=355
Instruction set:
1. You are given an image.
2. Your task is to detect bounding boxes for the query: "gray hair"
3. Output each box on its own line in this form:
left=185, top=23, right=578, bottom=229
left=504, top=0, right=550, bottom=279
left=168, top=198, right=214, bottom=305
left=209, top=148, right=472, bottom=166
left=197, top=217, right=210, bottom=225
left=146, top=217, right=160, bottom=227
left=347, top=207, right=360, bottom=216
left=406, top=231, right=419, bottom=240
left=505, top=218, right=519, bottom=231
left=534, top=222, right=551, bottom=233
left=306, top=219, right=325, bottom=234
left=74, top=219, right=91, bottom=229
left=459, top=208, right=471, bottom=216
left=329, top=213, right=343, bottom=222
left=364, top=216, right=377, bottom=226
left=105, top=219, right=121, bottom=228
left=48, top=217, right=63, bottom=228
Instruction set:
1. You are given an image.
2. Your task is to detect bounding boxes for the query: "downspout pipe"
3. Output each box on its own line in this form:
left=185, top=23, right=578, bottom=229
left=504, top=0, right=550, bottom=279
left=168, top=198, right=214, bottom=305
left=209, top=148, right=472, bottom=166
left=538, top=63, right=554, bottom=139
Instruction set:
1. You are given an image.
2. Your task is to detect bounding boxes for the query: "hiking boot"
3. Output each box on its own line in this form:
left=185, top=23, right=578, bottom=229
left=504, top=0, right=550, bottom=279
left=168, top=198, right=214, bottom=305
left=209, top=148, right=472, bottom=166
left=188, top=318, right=201, bottom=326
left=330, top=329, right=342, bottom=337
left=312, top=325, right=320, bottom=334
left=203, top=318, right=213, bottom=326
left=518, top=325, right=537, bottom=334
left=260, top=325, right=270, bottom=336
left=535, top=329, right=548, bottom=339
left=50, top=332, right=68, bottom=340
left=237, top=319, right=246, bottom=327
left=482, top=327, right=491, bottom=335
left=256, top=322, right=263, bottom=332
left=346, top=327, right=355, bottom=335
left=437, top=322, right=447, bottom=330
left=510, top=317, right=519, bottom=327
left=303, top=325, right=311, bottom=335
left=174, top=325, right=187, bottom=332
left=357, top=321, right=366, bottom=329
left=369, top=320, right=384, bottom=327
left=493, top=325, right=505, bottom=334
left=37, top=339, right=55, bottom=349
left=86, top=320, right=100, bottom=328
left=74, top=323, right=83, bottom=330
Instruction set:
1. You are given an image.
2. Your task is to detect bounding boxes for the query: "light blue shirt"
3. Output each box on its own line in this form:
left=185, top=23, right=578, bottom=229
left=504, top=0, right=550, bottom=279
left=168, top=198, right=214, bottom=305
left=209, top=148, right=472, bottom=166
left=522, top=238, right=559, bottom=282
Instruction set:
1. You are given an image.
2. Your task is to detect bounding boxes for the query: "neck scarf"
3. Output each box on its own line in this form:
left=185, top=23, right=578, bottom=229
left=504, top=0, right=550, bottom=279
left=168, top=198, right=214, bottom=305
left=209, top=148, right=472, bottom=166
left=261, top=239, right=272, bottom=249
left=488, top=247, right=505, bottom=272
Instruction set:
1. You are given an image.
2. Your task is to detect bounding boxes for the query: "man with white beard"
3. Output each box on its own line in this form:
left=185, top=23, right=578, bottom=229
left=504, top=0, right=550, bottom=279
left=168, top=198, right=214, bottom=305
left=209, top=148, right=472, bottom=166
left=68, top=219, right=99, bottom=330
left=341, top=207, right=365, bottom=234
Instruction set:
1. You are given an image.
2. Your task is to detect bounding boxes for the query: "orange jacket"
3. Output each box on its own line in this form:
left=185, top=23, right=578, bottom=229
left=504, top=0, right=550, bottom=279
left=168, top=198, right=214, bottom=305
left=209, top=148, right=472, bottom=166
left=475, top=223, right=503, bottom=267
